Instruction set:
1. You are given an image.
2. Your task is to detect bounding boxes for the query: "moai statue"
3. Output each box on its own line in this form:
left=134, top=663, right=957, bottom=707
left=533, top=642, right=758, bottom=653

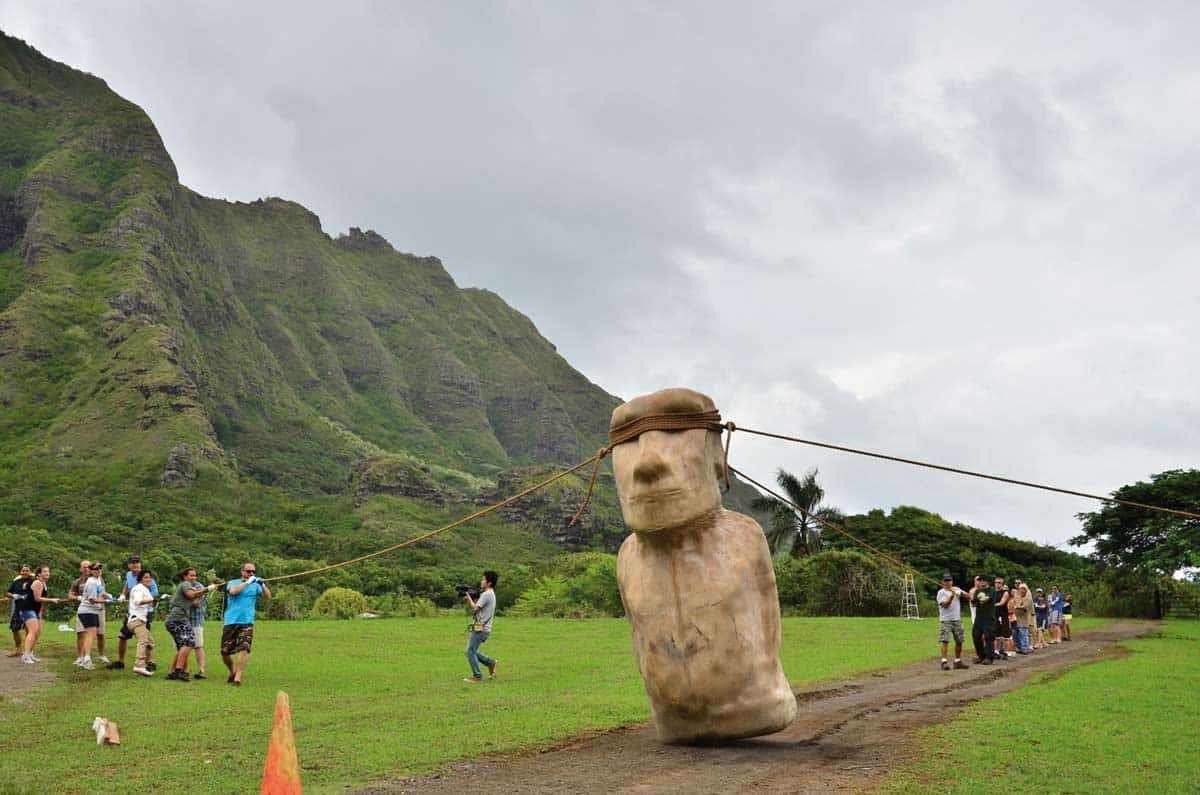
left=611, top=387, right=797, bottom=744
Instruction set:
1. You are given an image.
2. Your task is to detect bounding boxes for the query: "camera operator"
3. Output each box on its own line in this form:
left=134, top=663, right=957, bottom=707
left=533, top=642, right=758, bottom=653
left=463, top=570, right=499, bottom=683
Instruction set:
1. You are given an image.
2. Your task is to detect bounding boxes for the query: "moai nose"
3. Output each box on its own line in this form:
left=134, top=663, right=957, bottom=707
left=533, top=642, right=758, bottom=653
left=633, top=445, right=670, bottom=484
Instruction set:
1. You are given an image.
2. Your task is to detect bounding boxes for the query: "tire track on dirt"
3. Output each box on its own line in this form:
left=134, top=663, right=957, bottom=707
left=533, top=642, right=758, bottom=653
left=362, top=621, right=1155, bottom=794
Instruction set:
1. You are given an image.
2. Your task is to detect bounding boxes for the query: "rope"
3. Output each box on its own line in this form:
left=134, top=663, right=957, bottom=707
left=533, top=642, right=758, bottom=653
left=729, top=465, right=942, bottom=588
left=194, top=451, right=607, bottom=587
left=730, top=426, right=1200, bottom=522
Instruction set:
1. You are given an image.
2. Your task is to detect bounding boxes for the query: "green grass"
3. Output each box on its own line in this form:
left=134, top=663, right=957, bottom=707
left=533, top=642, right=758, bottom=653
left=0, top=616, right=944, bottom=794
left=882, top=620, right=1200, bottom=794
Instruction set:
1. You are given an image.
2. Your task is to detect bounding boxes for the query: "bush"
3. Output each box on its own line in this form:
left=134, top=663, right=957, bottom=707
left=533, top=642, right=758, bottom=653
left=508, top=575, right=608, bottom=618
left=775, top=549, right=903, bottom=616
left=311, top=586, right=369, bottom=619
left=367, top=591, right=438, bottom=618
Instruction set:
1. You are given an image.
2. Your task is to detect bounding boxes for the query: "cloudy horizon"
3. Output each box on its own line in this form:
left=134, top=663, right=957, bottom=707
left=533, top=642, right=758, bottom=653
left=3, top=2, right=1197, bottom=552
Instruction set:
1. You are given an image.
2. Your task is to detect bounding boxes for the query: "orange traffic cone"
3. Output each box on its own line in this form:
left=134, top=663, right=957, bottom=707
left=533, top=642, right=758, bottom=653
left=262, top=691, right=303, bottom=794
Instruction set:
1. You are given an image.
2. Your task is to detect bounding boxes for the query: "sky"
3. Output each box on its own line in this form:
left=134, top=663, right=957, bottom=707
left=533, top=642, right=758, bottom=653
left=3, top=2, right=1197, bottom=551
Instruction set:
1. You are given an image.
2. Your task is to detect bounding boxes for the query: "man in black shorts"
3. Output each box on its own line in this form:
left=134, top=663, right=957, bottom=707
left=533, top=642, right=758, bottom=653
left=992, top=576, right=1012, bottom=660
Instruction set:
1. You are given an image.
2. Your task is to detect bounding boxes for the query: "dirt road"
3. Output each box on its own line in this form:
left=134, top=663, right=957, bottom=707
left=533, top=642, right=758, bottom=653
left=364, top=621, right=1153, bottom=794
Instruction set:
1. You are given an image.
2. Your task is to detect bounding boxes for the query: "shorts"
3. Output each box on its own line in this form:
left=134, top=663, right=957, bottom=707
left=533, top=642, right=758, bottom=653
left=939, top=619, right=965, bottom=643
left=18, top=610, right=38, bottom=623
left=1064, top=614, right=1073, bottom=623
left=75, top=612, right=106, bottom=634
left=1036, top=615, right=1048, bottom=630
left=77, top=613, right=100, bottom=629
left=166, top=620, right=196, bottom=650
left=220, top=623, right=254, bottom=655
left=996, top=618, right=1012, bottom=638
left=191, top=624, right=205, bottom=648
left=1048, top=609, right=1063, bottom=625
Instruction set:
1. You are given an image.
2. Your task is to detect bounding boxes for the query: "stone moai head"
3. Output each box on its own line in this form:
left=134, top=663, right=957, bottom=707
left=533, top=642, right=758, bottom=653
left=610, top=387, right=726, bottom=532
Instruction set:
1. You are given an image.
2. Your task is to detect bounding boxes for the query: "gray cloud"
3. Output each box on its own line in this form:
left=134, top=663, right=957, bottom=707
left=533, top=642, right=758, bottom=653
left=4, top=0, right=1198, bottom=550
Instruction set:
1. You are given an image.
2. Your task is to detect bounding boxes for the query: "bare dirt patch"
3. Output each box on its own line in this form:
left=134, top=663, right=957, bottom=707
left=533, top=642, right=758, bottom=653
left=0, top=647, right=57, bottom=714
left=362, top=621, right=1155, bottom=794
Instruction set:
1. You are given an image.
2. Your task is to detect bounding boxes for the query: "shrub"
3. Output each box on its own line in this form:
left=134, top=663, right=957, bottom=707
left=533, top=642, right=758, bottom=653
left=367, top=591, right=438, bottom=618
left=311, top=586, right=369, bottom=619
left=508, top=575, right=607, bottom=618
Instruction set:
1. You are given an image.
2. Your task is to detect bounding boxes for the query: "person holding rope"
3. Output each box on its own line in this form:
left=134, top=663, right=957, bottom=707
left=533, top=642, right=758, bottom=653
left=74, top=562, right=110, bottom=670
left=5, top=564, right=33, bottom=658
left=463, top=570, right=499, bottom=683
left=968, top=575, right=996, bottom=665
left=126, top=569, right=158, bottom=676
left=188, top=574, right=211, bottom=679
left=69, top=560, right=110, bottom=666
left=936, top=573, right=968, bottom=670
left=19, top=565, right=60, bottom=664
left=222, top=562, right=270, bottom=686
left=165, top=568, right=215, bottom=682
left=111, top=556, right=158, bottom=671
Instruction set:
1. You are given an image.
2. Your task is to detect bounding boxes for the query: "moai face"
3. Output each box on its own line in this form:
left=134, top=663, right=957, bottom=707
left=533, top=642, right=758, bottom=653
left=610, top=388, right=725, bottom=532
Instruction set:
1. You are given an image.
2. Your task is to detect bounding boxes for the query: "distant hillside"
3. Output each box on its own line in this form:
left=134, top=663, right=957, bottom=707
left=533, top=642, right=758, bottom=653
left=0, top=32, right=771, bottom=604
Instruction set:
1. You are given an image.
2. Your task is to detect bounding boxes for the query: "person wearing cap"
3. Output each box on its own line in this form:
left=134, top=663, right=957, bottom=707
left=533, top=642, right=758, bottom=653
left=936, top=573, right=968, bottom=670
left=967, top=574, right=996, bottom=665
left=74, top=562, right=111, bottom=670
left=69, top=560, right=110, bottom=666
left=1047, top=585, right=1064, bottom=643
left=1032, top=588, right=1049, bottom=648
left=111, top=555, right=159, bottom=670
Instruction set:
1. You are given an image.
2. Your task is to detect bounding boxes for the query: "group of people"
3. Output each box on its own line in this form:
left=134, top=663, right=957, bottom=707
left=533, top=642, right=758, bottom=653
left=6, top=556, right=271, bottom=686
left=937, top=573, right=1073, bottom=669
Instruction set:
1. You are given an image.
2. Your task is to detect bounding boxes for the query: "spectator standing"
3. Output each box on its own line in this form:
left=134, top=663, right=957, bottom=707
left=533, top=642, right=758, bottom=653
left=221, top=563, right=271, bottom=686
left=936, top=574, right=968, bottom=670
left=19, top=565, right=59, bottom=664
left=5, top=564, right=33, bottom=657
left=1062, top=592, right=1073, bottom=640
left=463, top=570, right=499, bottom=683
left=74, top=562, right=109, bottom=670
left=1033, top=588, right=1049, bottom=648
left=111, top=556, right=158, bottom=670
left=992, top=577, right=1012, bottom=661
left=1048, top=585, right=1064, bottom=643
left=126, top=569, right=157, bottom=676
left=968, top=575, right=996, bottom=665
left=1010, top=583, right=1032, bottom=654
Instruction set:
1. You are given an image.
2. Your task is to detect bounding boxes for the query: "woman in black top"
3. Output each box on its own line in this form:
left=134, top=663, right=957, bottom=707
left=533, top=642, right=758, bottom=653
left=20, top=566, right=60, bottom=664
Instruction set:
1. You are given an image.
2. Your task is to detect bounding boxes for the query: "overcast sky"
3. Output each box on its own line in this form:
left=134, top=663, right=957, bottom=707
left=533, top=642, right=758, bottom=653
left=4, top=2, right=1198, bottom=551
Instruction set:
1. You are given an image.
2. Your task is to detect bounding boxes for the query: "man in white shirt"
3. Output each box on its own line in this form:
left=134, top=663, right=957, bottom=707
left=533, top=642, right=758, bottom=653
left=937, top=573, right=968, bottom=670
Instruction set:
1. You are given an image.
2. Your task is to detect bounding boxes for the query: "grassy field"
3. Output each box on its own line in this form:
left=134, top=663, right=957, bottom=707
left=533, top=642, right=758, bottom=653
left=0, top=616, right=948, bottom=794
left=882, top=620, right=1200, bottom=794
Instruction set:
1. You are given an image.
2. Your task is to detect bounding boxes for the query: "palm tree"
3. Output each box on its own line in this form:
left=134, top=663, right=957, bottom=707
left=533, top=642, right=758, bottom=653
left=751, top=467, right=844, bottom=557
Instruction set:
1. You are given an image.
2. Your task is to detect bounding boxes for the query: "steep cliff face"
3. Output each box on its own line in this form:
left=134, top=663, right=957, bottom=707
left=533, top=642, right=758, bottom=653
left=0, top=32, right=620, bottom=511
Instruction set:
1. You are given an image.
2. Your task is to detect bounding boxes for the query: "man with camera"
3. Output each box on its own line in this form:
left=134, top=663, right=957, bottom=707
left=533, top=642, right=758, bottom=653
left=462, top=570, right=499, bottom=683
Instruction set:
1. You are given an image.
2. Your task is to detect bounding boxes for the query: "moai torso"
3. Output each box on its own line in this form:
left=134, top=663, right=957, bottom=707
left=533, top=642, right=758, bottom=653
left=618, top=509, right=797, bottom=743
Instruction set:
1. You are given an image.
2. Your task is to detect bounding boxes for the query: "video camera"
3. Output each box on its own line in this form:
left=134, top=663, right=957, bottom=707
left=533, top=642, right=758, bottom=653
left=454, top=583, right=480, bottom=600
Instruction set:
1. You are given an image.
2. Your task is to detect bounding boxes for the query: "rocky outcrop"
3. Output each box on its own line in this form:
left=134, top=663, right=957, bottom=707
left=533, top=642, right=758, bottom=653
left=349, top=456, right=445, bottom=507
left=161, top=443, right=196, bottom=487
left=494, top=467, right=627, bottom=552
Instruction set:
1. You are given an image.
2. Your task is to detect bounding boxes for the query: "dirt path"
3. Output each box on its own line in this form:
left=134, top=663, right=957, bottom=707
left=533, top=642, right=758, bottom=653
left=364, top=621, right=1154, bottom=794
left=0, top=647, right=57, bottom=712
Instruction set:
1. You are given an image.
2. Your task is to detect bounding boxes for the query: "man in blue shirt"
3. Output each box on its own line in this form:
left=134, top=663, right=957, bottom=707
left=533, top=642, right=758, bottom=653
left=110, top=555, right=159, bottom=670
left=221, top=562, right=271, bottom=687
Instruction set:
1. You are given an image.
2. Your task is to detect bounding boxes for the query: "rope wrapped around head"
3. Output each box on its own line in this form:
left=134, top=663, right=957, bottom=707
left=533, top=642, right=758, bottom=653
left=568, top=409, right=734, bottom=526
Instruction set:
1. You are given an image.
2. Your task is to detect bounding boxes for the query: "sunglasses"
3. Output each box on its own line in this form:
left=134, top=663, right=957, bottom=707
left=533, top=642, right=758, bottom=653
left=243, top=569, right=256, bottom=574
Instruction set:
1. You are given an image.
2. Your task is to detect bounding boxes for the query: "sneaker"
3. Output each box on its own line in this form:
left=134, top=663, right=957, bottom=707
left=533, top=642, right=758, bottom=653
left=174, top=669, right=191, bottom=682
left=107, top=661, right=125, bottom=670
left=133, top=666, right=153, bottom=677
left=21, top=655, right=35, bottom=664
left=97, top=656, right=110, bottom=664
left=953, top=660, right=969, bottom=670
left=940, top=659, right=950, bottom=671
left=981, top=658, right=993, bottom=665
left=29, top=654, right=41, bottom=662
left=488, top=660, right=498, bottom=679
left=165, top=669, right=179, bottom=680
left=462, top=677, right=482, bottom=684
left=79, top=659, right=95, bottom=670
left=146, top=661, right=157, bottom=672
left=194, top=672, right=206, bottom=680
left=73, top=657, right=84, bottom=666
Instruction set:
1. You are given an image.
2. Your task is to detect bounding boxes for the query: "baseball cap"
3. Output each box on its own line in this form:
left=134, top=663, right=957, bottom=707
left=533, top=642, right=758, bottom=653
left=89, top=562, right=102, bottom=570
left=1036, top=587, right=1044, bottom=593
left=941, top=573, right=953, bottom=581
left=127, top=555, right=141, bottom=564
